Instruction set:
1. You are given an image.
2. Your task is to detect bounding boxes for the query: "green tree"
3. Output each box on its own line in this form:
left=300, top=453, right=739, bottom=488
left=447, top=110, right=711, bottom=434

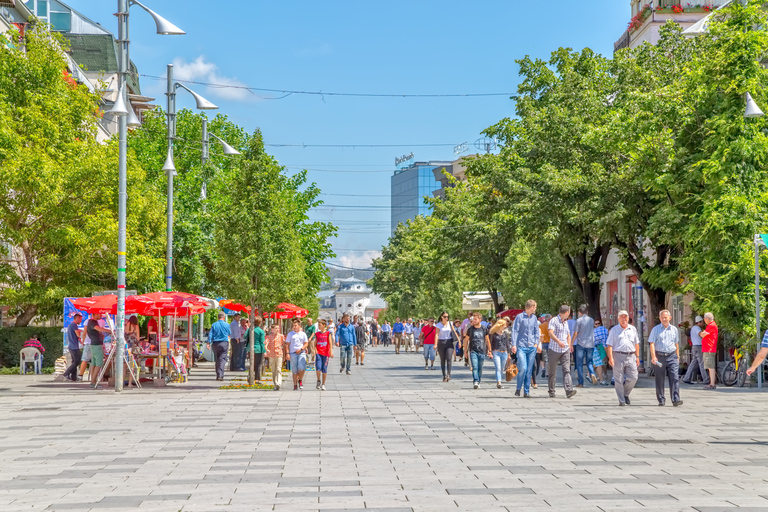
left=212, top=132, right=335, bottom=383
left=0, top=27, right=165, bottom=325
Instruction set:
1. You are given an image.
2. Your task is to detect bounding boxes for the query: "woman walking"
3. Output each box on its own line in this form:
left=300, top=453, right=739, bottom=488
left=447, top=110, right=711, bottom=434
left=435, top=312, right=458, bottom=381
left=420, top=318, right=438, bottom=370
left=489, top=319, right=510, bottom=389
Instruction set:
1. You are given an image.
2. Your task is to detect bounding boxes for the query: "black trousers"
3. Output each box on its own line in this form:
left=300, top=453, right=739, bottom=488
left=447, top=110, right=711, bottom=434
left=229, top=339, right=242, bottom=371
left=437, top=339, right=454, bottom=378
left=213, top=341, right=229, bottom=378
left=253, top=353, right=264, bottom=380
left=654, top=352, right=681, bottom=404
left=64, top=349, right=81, bottom=381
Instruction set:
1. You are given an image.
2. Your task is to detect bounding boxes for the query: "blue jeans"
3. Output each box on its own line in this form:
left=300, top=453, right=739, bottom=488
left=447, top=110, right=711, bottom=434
left=340, top=345, right=354, bottom=371
left=516, top=345, right=537, bottom=393
left=492, top=351, right=508, bottom=383
left=423, top=344, right=436, bottom=362
left=470, top=351, right=485, bottom=383
left=574, top=345, right=595, bottom=385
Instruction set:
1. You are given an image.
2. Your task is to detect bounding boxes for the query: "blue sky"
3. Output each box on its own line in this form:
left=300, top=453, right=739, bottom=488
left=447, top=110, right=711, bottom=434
left=64, top=0, right=627, bottom=269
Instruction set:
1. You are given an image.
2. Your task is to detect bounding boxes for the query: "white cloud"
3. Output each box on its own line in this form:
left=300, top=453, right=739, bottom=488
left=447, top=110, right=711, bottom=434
left=337, top=250, right=382, bottom=270
left=171, top=56, right=252, bottom=102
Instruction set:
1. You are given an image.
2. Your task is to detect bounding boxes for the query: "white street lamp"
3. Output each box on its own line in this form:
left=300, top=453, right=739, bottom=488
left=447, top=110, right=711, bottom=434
left=112, top=0, right=183, bottom=393
left=745, top=92, right=764, bottom=118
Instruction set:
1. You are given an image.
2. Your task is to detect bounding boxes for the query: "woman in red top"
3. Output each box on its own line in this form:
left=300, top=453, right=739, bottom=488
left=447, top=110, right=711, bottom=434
left=309, top=319, right=334, bottom=391
left=420, top=317, right=438, bottom=371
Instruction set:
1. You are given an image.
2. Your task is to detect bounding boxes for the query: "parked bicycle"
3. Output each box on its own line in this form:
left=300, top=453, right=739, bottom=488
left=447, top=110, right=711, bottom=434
left=720, top=347, right=748, bottom=387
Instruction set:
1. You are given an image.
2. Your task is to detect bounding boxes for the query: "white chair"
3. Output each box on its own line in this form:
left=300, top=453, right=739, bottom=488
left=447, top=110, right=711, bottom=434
left=20, top=347, right=42, bottom=375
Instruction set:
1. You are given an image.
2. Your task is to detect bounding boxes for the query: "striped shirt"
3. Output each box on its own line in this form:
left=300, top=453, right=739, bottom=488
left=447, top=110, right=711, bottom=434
left=548, top=315, right=571, bottom=354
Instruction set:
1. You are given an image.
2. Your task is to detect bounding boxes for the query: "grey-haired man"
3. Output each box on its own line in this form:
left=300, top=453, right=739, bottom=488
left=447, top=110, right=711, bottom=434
left=606, top=310, right=639, bottom=406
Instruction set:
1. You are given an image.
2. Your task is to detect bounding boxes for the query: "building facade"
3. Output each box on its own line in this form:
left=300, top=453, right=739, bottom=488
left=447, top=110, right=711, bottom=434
left=317, top=278, right=387, bottom=323
left=614, top=1, right=727, bottom=53
left=391, top=161, right=452, bottom=235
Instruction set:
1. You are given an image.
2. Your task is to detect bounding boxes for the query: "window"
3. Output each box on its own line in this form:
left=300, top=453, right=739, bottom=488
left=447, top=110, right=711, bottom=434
left=37, top=0, right=47, bottom=17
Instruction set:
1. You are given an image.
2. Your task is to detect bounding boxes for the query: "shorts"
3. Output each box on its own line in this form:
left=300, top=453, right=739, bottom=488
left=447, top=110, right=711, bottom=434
left=90, top=345, right=104, bottom=367
left=289, top=351, right=307, bottom=374
left=82, top=344, right=92, bottom=363
left=593, top=345, right=606, bottom=367
left=357, top=341, right=365, bottom=351
left=316, top=354, right=329, bottom=374
left=703, top=352, right=716, bottom=370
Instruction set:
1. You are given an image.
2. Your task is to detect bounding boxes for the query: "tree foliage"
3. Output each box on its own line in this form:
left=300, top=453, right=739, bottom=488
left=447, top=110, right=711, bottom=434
left=0, top=27, right=164, bottom=325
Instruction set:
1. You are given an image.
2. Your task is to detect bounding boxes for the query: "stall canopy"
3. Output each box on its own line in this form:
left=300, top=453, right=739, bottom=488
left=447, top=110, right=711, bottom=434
left=270, top=302, right=308, bottom=319
left=135, top=292, right=216, bottom=317
left=461, top=291, right=505, bottom=311
left=72, top=294, right=154, bottom=315
left=219, top=299, right=252, bottom=314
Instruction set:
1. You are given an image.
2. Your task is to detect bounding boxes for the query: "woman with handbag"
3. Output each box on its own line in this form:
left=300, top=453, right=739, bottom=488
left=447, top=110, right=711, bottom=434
left=489, top=319, right=510, bottom=389
left=436, top=312, right=459, bottom=381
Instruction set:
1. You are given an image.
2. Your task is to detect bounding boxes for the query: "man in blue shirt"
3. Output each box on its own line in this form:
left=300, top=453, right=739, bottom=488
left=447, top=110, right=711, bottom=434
left=335, top=313, right=357, bottom=375
left=573, top=305, right=597, bottom=387
left=392, top=317, right=405, bottom=354
left=649, top=309, right=682, bottom=406
left=381, top=321, right=392, bottom=346
left=511, top=300, right=540, bottom=398
left=63, top=313, right=83, bottom=382
left=207, top=312, right=231, bottom=381
left=404, top=319, right=415, bottom=353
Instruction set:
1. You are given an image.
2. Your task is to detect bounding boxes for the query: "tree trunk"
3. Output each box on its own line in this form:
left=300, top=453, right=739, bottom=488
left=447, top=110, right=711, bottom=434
left=14, top=305, right=38, bottom=327
left=644, top=285, right=666, bottom=331
left=489, top=287, right=503, bottom=314
left=563, top=243, right=610, bottom=324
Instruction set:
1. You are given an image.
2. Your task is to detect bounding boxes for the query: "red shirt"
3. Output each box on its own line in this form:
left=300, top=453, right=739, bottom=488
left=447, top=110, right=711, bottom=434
left=147, top=318, right=158, bottom=335
left=701, top=321, right=718, bottom=353
left=315, top=331, right=331, bottom=356
left=421, top=325, right=437, bottom=345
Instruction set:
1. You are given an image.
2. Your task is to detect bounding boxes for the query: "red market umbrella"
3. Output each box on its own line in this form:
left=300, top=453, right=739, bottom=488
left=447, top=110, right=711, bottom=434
left=134, top=292, right=214, bottom=318
left=219, top=299, right=253, bottom=314
left=269, top=302, right=308, bottom=319
left=498, top=309, right=524, bottom=321
left=72, top=294, right=154, bottom=315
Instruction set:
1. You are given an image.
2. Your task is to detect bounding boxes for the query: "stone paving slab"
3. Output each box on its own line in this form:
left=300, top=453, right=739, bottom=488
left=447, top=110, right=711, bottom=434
left=3, top=347, right=768, bottom=511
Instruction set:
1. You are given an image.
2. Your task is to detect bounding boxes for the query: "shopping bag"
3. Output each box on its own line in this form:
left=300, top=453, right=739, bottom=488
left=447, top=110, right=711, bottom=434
left=505, top=363, right=518, bottom=381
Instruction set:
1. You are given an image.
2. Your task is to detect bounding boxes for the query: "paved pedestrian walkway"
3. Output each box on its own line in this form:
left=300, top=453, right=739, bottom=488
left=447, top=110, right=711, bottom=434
left=2, top=346, right=768, bottom=511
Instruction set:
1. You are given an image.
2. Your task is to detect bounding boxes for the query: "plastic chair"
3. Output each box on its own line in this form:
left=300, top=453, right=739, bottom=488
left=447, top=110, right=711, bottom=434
left=20, top=347, right=42, bottom=375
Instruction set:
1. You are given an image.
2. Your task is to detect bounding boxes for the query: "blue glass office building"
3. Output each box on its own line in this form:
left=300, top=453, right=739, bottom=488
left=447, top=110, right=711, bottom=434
left=391, top=161, right=451, bottom=235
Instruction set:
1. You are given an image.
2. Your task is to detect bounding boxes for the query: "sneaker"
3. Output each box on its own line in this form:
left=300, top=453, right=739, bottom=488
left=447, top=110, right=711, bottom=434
left=576, top=384, right=584, bottom=388
left=361, top=362, right=365, bottom=366
left=425, top=365, right=429, bottom=370
left=294, top=385, right=298, bottom=391
left=316, top=381, right=321, bottom=390
left=321, top=385, right=326, bottom=391
left=430, top=365, right=435, bottom=370
left=624, top=396, right=631, bottom=405
left=532, top=383, right=538, bottom=389
left=515, top=389, right=521, bottom=396
left=619, top=401, right=626, bottom=406
left=600, top=380, right=610, bottom=386
left=658, top=402, right=665, bottom=406
left=524, top=393, right=531, bottom=398
left=473, top=382, right=479, bottom=389
left=548, top=391, right=556, bottom=398
left=566, top=389, right=577, bottom=399
left=356, top=362, right=359, bottom=365
left=340, top=367, right=344, bottom=373
left=673, top=400, right=683, bottom=407
left=275, top=385, right=280, bottom=391
left=299, top=381, right=303, bottom=390
left=590, top=374, right=598, bottom=385
left=346, top=370, right=351, bottom=375
left=497, top=383, right=503, bottom=389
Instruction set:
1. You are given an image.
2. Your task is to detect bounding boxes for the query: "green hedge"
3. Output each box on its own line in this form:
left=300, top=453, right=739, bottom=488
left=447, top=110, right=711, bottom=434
left=0, top=327, right=65, bottom=367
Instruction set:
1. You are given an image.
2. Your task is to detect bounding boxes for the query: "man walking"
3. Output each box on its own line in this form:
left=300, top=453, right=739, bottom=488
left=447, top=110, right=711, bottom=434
left=404, top=318, right=415, bottom=353
left=336, top=313, right=357, bottom=375
left=700, top=312, right=719, bottom=389
left=355, top=318, right=367, bottom=365
left=511, top=300, right=539, bottom=398
left=208, top=312, right=231, bottom=381
left=381, top=320, right=391, bottom=346
left=392, top=317, right=404, bottom=354
left=63, top=313, right=83, bottom=382
left=573, top=305, right=598, bottom=387
left=683, top=316, right=709, bottom=384
left=547, top=305, right=577, bottom=399
left=229, top=313, right=242, bottom=372
left=606, top=310, right=639, bottom=406
left=304, top=317, right=317, bottom=364
left=286, top=319, right=309, bottom=390
left=265, top=323, right=286, bottom=390
left=649, top=310, right=683, bottom=406
left=465, top=312, right=491, bottom=389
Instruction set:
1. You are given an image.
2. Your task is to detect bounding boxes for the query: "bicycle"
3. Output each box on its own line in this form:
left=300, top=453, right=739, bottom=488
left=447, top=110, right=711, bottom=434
left=720, top=347, right=748, bottom=387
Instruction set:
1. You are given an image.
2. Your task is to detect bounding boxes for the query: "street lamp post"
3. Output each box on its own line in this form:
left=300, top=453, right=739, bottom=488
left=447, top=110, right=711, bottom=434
left=161, top=64, right=219, bottom=294
left=111, top=0, right=183, bottom=393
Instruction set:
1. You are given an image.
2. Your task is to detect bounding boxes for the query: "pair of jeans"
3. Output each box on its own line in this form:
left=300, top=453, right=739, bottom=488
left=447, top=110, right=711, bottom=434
left=574, top=345, right=595, bottom=385
left=340, top=345, right=354, bottom=371
left=470, top=351, right=485, bottom=383
left=229, top=339, right=242, bottom=371
left=239, top=341, right=248, bottom=370
left=212, top=341, right=228, bottom=379
left=64, top=349, right=81, bottom=381
left=423, top=344, right=436, bottom=362
left=492, top=350, right=508, bottom=383
left=437, top=339, right=454, bottom=378
left=516, top=346, right=537, bottom=394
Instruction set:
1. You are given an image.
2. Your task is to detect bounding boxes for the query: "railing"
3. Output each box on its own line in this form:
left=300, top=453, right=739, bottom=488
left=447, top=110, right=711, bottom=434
left=0, top=1, right=16, bottom=8
left=614, top=30, right=631, bottom=53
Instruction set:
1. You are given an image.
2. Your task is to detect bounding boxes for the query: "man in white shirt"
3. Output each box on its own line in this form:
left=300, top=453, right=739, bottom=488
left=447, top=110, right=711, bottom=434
left=606, top=310, right=640, bottom=406
left=285, top=319, right=309, bottom=390
left=682, top=316, right=709, bottom=385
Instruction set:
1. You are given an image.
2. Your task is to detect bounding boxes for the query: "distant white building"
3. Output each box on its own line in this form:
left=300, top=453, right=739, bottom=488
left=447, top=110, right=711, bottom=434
left=317, top=277, right=387, bottom=323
